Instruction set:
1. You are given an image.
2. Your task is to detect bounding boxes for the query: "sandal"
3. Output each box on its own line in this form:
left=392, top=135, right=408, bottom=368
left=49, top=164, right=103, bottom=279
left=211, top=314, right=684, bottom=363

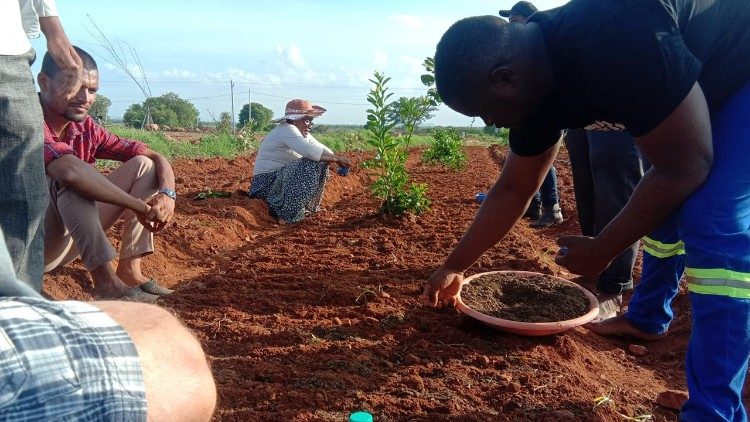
left=139, top=279, right=174, bottom=296
left=120, top=285, right=160, bottom=303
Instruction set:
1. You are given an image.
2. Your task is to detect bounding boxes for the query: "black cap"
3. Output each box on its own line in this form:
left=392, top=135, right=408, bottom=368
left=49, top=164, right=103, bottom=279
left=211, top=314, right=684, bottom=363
left=499, top=1, right=538, bottom=18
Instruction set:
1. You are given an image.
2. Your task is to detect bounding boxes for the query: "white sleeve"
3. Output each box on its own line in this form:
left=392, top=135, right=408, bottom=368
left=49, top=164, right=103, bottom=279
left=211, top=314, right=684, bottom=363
left=33, top=0, right=58, bottom=17
left=281, top=131, right=330, bottom=161
left=19, top=0, right=57, bottom=38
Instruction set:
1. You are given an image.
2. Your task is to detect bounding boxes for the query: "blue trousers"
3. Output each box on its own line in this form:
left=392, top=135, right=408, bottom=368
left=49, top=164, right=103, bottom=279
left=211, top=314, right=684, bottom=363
left=565, top=129, right=647, bottom=294
left=531, top=166, right=559, bottom=208
left=626, top=81, right=750, bottom=421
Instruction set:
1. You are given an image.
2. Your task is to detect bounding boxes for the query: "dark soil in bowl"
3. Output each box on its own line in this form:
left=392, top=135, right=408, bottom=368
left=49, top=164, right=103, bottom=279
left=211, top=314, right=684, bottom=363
left=461, top=272, right=590, bottom=323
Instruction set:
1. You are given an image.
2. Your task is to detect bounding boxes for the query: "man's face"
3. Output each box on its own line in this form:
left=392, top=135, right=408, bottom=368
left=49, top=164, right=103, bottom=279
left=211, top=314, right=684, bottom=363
left=449, top=87, right=529, bottom=129
left=43, top=69, right=99, bottom=122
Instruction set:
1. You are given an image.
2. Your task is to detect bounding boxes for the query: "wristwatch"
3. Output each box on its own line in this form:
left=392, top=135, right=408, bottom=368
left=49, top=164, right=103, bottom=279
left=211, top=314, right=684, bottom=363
left=158, top=187, right=177, bottom=200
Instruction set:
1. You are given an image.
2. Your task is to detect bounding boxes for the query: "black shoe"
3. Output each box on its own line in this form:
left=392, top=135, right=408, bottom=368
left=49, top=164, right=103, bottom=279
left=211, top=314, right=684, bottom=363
left=530, top=204, right=563, bottom=228
left=523, top=204, right=541, bottom=220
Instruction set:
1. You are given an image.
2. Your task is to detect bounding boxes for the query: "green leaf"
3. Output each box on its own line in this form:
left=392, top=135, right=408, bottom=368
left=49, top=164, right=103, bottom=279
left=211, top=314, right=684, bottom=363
left=420, top=74, right=435, bottom=85
left=194, top=189, right=232, bottom=200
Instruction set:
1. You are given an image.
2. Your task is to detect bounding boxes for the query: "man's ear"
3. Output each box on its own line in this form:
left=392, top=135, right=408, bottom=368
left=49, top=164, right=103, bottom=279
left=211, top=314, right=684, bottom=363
left=488, top=67, right=517, bottom=94
left=37, top=73, right=49, bottom=92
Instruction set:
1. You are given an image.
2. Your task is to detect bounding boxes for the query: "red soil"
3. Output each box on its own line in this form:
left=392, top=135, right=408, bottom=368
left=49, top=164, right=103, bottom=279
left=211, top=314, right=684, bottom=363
left=43, top=145, right=747, bottom=421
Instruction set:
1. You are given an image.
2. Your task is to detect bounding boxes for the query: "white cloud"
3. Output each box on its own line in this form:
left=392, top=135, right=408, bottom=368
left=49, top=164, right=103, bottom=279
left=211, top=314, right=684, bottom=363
left=162, top=68, right=196, bottom=78
left=389, top=14, right=423, bottom=30
left=275, top=45, right=306, bottom=68
left=226, top=67, right=260, bottom=83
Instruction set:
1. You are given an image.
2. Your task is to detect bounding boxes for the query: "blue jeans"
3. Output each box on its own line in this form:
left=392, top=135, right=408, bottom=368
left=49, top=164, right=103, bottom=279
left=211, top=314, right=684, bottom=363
left=565, top=129, right=647, bottom=294
left=532, top=166, right=559, bottom=208
left=0, top=49, right=46, bottom=291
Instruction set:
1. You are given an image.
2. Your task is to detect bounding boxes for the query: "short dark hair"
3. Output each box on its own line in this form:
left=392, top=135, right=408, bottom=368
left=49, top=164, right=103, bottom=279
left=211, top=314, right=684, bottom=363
left=435, top=16, right=520, bottom=109
left=41, top=46, right=97, bottom=77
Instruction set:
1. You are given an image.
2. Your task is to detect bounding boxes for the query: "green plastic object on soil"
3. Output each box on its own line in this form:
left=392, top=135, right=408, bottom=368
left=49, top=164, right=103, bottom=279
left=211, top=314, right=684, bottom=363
left=349, top=411, right=373, bottom=422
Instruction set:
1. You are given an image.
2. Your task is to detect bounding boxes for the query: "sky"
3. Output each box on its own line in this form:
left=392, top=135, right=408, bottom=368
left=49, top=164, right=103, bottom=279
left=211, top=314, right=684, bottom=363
left=30, top=0, right=569, bottom=126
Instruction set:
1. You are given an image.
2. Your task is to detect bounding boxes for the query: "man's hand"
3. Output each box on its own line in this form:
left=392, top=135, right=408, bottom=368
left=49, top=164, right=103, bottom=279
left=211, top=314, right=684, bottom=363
left=337, top=155, right=352, bottom=168
left=41, top=17, right=83, bottom=101
left=554, top=235, right=611, bottom=276
left=422, top=267, right=465, bottom=307
left=135, top=203, right=157, bottom=232
left=144, top=193, right=175, bottom=232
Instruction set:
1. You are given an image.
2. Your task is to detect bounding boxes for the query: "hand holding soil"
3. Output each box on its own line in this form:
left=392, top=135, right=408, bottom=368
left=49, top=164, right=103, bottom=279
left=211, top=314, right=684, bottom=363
left=422, top=267, right=464, bottom=307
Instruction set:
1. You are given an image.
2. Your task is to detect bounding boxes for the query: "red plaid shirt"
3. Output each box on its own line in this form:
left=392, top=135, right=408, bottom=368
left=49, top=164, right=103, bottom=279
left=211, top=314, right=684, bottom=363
left=43, top=116, right=148, bottom=167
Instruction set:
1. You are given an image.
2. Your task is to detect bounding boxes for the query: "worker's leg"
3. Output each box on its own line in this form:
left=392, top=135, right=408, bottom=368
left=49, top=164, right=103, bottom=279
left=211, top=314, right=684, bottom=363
left=678, top=81, right=750, bottom=421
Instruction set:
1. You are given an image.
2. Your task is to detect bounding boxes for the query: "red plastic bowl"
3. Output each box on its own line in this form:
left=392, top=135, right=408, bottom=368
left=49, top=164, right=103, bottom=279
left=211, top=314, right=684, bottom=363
left=455, top=270, right=599, bottom=336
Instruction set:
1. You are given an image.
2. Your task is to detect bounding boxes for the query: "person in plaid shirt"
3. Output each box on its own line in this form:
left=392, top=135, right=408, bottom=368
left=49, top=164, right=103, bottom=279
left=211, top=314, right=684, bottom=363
left=39, top=46, right=176, bottom=302
left=0, top=226, right=217, bottom=420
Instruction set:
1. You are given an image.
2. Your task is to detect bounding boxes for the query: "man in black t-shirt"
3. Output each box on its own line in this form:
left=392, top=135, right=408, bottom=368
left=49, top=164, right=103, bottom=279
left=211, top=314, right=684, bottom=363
left=423, top=1, right=750, bottom=419
left=500, top=1, right=565, bottom=229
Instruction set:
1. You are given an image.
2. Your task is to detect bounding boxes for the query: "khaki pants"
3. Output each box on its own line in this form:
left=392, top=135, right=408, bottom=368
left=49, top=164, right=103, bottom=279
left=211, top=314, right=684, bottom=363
left=44, top=156, right=157, bottom=273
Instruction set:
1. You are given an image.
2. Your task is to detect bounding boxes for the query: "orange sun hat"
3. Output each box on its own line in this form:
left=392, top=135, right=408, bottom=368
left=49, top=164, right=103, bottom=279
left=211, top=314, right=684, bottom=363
left=276, top=99, right=326, bottom=122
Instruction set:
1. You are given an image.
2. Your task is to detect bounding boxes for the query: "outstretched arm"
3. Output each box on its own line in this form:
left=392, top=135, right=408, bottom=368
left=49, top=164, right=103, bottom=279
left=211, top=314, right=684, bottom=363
left=423, top=140, right=560, bottom=306
left=320, top=151, right=351, bottom=168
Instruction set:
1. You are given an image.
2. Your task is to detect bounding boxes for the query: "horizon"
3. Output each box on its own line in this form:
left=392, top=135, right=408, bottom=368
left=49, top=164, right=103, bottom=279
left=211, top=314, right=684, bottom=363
left=29, top=0, right=568, bottom=126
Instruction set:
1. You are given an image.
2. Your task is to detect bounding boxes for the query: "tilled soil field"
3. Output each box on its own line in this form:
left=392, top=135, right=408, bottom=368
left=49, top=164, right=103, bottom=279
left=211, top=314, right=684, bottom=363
left=44, top=144, right=746, bottom=421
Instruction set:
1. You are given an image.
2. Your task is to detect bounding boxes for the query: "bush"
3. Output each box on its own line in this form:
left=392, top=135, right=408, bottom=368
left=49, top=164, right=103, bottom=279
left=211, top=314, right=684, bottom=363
left=238, top=102, right=274, bottom=132
left=363, top=72, right=430, bottom=217
left=423, top=127, right=467, bottom=170
left=123, top=92, right=199, bottom=129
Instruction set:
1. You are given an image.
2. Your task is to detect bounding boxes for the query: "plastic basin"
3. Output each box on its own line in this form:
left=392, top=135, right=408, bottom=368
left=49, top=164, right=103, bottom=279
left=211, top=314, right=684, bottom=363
left=455, top=270, right=599, bottom=336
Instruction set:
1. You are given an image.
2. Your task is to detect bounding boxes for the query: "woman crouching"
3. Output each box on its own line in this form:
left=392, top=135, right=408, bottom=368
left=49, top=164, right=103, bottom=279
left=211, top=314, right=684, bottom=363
left=249, top=99, right=351, bottom=223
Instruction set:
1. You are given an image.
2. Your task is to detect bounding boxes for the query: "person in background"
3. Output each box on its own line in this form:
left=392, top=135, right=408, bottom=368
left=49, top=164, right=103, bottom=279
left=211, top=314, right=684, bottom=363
left=0, top=0, right=81, bottom=292
left=425, top=1, right=750, bottom=417
left=500, top=1, right=563, bottom=228
left=0, top=226, right=217, bottom=420
left=565, top=129, right=648, bottom=319
left=40, top=47, right=176, bottom=302
left=249, top=99, right=351, bottom=223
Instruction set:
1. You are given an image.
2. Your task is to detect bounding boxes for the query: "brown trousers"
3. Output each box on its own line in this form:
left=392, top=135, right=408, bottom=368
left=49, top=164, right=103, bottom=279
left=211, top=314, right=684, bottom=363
left=44, top=156, right=158, bottom=273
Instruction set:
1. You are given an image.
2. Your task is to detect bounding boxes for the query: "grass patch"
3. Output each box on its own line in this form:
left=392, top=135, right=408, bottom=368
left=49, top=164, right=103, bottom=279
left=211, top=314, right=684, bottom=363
left=106, top=125, right=251, bottom=159
left=103, top=124, right=508, bottom=161
left=315, top=129, right=454, bottom=152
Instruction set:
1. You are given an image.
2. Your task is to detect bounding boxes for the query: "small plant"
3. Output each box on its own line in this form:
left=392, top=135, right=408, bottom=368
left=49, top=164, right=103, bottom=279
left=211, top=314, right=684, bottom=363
left=363, top=72, right=430, bottom=217
left=423, top=127, right=467, bottom=170
left=194, top=189, right=232, bottom=200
